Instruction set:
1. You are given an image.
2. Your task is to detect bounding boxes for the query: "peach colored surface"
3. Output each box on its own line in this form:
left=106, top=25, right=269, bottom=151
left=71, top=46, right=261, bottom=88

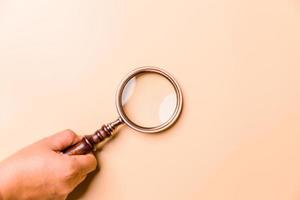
left=1, top=1, right=300, bottom=200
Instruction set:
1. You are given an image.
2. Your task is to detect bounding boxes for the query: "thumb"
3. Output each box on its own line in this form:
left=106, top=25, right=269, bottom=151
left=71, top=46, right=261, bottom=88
left=46, top=129, right=81, bottom=151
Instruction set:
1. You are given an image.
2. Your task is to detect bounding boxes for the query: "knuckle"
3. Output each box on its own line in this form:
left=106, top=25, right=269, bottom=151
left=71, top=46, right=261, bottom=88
left=64, top=129, right=76, bottom=135
left=91, top=156, right=97, bottom=169
left=63, top=129, right=77, bottom=139
left=61, top=160, right=79, bottom=180
left=85, top=154, right=97, bottom=170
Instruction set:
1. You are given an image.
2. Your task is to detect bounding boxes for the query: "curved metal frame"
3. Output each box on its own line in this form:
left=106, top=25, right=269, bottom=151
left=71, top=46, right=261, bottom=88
left=115, top=66, right=183, bottom=133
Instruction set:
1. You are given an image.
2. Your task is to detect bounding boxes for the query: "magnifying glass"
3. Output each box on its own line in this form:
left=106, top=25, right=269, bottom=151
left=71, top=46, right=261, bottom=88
left=63, top=67, right=183, bottom=155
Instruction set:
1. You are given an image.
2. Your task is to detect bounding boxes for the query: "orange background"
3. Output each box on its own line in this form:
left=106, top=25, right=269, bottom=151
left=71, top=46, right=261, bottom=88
left=1, top=1, right=300, bottom=199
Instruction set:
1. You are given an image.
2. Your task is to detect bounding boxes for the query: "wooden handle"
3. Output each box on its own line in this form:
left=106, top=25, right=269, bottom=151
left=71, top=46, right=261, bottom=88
left=63, top=125, right=113, bottom=155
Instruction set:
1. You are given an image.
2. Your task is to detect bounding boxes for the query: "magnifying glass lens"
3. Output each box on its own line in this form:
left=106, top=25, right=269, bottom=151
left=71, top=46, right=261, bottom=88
left=121, top=72, right=177, bottom=128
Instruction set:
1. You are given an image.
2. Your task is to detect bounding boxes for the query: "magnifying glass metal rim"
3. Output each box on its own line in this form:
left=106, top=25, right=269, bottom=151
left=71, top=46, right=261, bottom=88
left=115, top=66, right=183, bottom=133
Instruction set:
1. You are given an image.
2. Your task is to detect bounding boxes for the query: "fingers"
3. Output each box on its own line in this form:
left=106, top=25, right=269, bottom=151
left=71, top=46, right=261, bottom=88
left=71, top=153, right=97, bottom=175
left=46, top=129, right=81, bottom=151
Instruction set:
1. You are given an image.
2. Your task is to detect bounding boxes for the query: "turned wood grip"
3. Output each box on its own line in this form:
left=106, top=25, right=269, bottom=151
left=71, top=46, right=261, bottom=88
left=63, top=125, right=113, bottom=155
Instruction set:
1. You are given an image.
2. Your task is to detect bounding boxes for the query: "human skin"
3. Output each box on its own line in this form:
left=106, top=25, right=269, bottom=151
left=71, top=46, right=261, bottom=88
left=0, top=130, right=97, bottom=200
left=1, top=1, right=300, bottom=199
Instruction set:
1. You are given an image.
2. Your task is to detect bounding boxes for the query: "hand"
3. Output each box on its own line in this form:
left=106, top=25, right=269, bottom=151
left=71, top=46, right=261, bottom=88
left=0, top=130, right=97, bottom=200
